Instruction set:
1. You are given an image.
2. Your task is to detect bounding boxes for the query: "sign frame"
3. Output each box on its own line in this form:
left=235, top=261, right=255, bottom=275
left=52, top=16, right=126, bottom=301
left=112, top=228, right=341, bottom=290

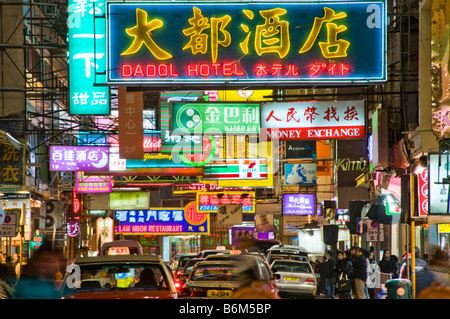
left=105, top=0, right=387, bottom=88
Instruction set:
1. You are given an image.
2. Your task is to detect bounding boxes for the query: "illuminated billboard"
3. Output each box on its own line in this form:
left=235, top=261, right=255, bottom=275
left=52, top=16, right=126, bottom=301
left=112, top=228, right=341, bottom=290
left=114, top=202, right=209, bottom=235
left=261, top=100, right=365, bottom=140
left=283, top=193, right=315, bottom=215
left=106, top=0, right=387, bottom=87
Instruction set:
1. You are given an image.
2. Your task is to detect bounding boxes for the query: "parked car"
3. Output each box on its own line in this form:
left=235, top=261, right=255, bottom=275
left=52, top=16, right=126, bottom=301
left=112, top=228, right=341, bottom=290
left=183, top=254, right=278, bottom=298
left=99, top=240, right=144, bottom=256
left=270, top=259, right=316, bottom=299
left=169, top=252, right=198, bottom=277
left=59, top=255, right=177, bottom=299
left=266, top=244, right=309, bottom=265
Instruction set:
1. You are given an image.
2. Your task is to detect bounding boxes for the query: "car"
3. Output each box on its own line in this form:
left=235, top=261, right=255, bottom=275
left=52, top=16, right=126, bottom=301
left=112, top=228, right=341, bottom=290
left=59, top=255, right=178, bottom=299
left=197, top=249, right=231, bottom=258
left=99, top=240, right=144, bottom=256
left=169, top=252, right=198, bottom=277
left=174, top=257, right=205, bottom=296
left=183, top=255, right=279, bottom=298
left=266, top=244, right=309, bottom=265
left=270, top=259, right=316, bottom=299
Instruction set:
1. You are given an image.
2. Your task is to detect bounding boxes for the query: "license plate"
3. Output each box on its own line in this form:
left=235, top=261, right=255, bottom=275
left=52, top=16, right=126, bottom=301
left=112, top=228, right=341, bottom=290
left=284, top=277, right=299, bottom=282
left=207, top=290, right=233, bottom=298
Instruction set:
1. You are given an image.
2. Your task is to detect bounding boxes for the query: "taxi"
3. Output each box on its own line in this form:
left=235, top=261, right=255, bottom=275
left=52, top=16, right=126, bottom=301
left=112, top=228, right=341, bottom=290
left=59, top=255, right=177, bottom=299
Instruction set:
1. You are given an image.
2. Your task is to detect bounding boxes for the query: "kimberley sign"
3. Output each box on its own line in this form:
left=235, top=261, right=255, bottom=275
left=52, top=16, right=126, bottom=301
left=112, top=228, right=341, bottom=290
left=261, top=100, right=365, bottom=140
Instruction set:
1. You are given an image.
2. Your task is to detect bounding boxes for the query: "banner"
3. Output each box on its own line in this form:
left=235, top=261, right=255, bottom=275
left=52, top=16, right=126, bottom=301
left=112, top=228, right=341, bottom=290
left=284, top=163, right=317, bottom=185
left=118, top=87, right=144, bottom=159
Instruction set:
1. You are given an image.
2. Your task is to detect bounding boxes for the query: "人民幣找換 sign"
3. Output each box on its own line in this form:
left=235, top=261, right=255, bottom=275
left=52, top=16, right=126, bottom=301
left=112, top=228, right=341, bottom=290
left=106, top=0, right=387, bottom=88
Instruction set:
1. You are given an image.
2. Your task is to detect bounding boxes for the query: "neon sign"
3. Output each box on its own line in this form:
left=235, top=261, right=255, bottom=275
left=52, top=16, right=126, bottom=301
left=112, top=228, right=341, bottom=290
left=196, top=192, right=255, bottom=213
left=106, top=1, right=387, bottom=87
left=114, top=203, right=209, bottom=235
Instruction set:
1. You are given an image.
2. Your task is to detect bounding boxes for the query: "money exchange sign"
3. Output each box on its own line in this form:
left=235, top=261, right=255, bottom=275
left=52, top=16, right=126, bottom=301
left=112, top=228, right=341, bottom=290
left=106, top=1, right=387, bottom=87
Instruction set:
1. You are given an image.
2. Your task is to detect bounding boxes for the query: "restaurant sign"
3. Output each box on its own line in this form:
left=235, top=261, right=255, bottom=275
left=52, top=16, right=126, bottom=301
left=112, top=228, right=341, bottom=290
left=114, top=202, right=209, bottom=235
left=106, top=1, right=387, bottom=87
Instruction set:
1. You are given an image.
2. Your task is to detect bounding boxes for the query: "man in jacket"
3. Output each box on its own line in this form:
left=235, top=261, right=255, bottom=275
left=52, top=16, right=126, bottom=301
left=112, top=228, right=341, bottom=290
left=353, top=247, right=368, bottom=299
left=324, top=250, right=336, bottom=299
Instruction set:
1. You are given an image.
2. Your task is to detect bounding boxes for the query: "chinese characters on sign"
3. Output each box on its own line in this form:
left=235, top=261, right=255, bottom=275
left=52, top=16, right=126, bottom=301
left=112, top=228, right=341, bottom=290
left=196, top=192, right=255, bottom=213
left=68, top=0, right=110, bottom=114
left=171, top=103, right=260, bottom=134
left=118, top=87, right=144, bottom=159
left=283, top=194, right=316, bottom=215
left=418, top=168, right=428, bottom=217
left=0, top=144, right=24, bottom=192
left=114, top=204, right=209, bottom=235
left=261, top=100, right=365, bottom=140
left=49, top=146, right=109, bottom=171
left=107, top=1, right=386, bottom=87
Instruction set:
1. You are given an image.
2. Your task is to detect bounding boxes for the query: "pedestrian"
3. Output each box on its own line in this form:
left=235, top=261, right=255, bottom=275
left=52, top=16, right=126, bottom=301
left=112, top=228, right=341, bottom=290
left=379, top=249, right=398, bottom=279
left=324, top=250, right=336, bottom=299
left=0, top=263, right=14, bottom=299
left=318, top=256, right=328, bottom=295
left=367, top=251, right=379, bottom=299
left=14, top=240, right=60, bottom=299
left=353, top=247, right=367, bottom=299
left=416, top=247, right=450, bottom=297
left=4, top=255, right=17, bottom=287
left=335, top=250, right=353, bottom=299
left=400, top=247, right=427, bottom=281
left=313, top=259, right=321, bottom=296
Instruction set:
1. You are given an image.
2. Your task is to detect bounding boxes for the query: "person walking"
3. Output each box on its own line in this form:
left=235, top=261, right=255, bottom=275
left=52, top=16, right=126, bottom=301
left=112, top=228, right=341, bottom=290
left=367, top=251, right=380, bottom=299
left=353, top=247, right=368, bottom=299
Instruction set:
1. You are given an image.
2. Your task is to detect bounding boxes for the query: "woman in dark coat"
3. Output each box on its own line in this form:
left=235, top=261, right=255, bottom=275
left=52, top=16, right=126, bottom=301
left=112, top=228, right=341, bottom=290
left=335, top=250, right=353, bottom=299
left=379, top=249, right=398, bottom=278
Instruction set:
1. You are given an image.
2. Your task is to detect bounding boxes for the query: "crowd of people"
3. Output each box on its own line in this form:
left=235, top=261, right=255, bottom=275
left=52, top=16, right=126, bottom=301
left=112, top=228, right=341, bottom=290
left=312, top=246, right=450, bottom=299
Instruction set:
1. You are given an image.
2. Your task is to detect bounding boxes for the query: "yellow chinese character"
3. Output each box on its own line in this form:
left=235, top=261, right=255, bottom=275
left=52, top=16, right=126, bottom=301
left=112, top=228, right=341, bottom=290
left=299, top=7, right=349, bottom=58
left=2, top=145, right=20, bottom=162
left=183, top=7, right=231, bottom=63
left=255, top=8, right=290, bottom=58
left=2, top=165, right=19, bottom=182
left=211, top=15, right=232, bottom=63
left=121, top=8, right=172, bottom=60
left=240, top=9, right=254, bottom=55
left=183, top=7, right=210, bottom=55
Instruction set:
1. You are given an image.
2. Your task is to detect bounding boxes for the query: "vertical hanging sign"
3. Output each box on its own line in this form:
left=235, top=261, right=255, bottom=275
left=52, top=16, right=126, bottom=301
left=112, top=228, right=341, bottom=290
left=118, top=87, right=144, bottom=159
left=68, top=0, right=110, bottom=115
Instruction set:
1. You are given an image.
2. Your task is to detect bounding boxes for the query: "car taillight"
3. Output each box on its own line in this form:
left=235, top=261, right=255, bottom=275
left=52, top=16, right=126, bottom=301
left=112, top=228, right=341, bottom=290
left=305, top=278, right=315, bottom=284
left=191, top=288, right=205, bottom=297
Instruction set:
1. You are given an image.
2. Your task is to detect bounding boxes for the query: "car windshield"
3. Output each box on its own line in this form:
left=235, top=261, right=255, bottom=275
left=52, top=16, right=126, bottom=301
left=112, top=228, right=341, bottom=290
left=272, top=261, right=312, bottom=273
left=62, top=264, right=170, bottom=293
left=191, top=265, right=240, bottom=281
left=178, top=255, right=195, bottom=268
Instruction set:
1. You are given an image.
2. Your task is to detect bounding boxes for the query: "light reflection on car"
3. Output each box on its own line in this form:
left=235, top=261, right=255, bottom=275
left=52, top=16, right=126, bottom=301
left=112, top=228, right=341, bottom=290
left=270, top=259, right=316, bottom=299
left=59, top=255, right=177, bottom=299
left=183, top=255, right=278, bottom=298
